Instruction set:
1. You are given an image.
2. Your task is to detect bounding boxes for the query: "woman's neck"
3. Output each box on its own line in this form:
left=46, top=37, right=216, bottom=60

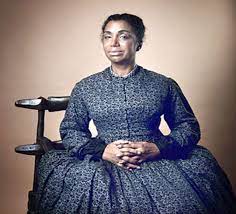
left=111, top=62, right=136, bottom=77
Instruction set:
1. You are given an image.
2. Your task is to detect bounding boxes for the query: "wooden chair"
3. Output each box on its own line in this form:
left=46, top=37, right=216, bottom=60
left=15, top=96, right=70, bottom=214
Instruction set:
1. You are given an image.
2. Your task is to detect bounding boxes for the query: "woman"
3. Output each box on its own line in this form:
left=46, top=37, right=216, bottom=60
left=38, top=13, right=236, bottom=213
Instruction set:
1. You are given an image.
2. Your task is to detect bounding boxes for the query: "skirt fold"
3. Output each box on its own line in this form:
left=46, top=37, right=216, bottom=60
left=37, top=146, right=236, bottom=214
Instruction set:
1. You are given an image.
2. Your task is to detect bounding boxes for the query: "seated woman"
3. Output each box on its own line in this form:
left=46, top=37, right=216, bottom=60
left=37, top=13, right=236, bottom=213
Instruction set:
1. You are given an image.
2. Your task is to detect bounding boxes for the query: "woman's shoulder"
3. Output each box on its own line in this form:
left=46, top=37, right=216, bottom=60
left=74, top=68, right=108, bottom=89
left=73, top=66, right=178, bottom=91
left=142, top=67, right=174, bottom=85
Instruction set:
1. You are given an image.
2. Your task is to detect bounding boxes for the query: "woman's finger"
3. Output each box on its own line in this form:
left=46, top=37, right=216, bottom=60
left=116, top=157, right=141, bottom=170
left=138, top=159, right=144, bottom=164
left=119, top=152, right=137, bottom=157
left=119, top=147, right=141, bottom=154
left=125, top=163, right=141, bottom=170
left=121, top=155, right=141, bottom=164
left=116, top=143, right=131, bottom=148
left=114, top=140, right=129, bottom=146
left=128, top=142, right=148, bottom=149
left=116, top=162, right=125, bottom=168
left=116, top=152, right=123, bottom=157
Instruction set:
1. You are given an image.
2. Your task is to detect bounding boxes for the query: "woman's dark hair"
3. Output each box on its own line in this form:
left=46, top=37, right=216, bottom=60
left=102, top=13, right=145, bottom=50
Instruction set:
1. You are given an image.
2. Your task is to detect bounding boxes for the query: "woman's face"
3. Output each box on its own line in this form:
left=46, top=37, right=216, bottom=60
left=102, top=20, right=139, bottom=65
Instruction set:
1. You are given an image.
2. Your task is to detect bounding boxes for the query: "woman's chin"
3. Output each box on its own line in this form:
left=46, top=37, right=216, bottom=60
left=108, top=57, right=124, bottom=64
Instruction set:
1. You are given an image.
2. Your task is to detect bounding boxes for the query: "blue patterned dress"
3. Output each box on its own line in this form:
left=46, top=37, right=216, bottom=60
left=38, top=65, right=236, bottom=213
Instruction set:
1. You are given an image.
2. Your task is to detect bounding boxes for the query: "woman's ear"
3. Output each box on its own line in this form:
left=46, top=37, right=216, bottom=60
left=136, top=43, right=142, bottom=51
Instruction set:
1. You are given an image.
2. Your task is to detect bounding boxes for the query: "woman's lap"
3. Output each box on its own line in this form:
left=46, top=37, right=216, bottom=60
left=37, top=146, right=236, bottom=213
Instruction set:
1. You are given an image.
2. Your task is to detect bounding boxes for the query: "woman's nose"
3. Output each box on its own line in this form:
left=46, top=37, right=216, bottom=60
left=111, top=36, right=120, bottom=47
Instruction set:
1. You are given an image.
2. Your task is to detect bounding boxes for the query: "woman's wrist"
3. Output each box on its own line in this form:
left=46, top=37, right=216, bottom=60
left=102, top=147, right=108, bottom=160
left=144, top=142, right=160, bottom=160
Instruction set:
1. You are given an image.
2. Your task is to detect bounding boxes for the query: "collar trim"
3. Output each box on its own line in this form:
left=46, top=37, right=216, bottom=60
left=110, top=64, right=138, bottom=78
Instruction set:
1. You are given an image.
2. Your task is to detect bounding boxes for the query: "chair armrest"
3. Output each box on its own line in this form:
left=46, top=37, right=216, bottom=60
left=15, top=139, right=65, bottom=156
left=15, top=144, right=44, bottom=155
left=15, top=97, right=47, bottom=110
left=15, top=96, right=70, bottom=111
left=47, top=96, right=70, bottom=112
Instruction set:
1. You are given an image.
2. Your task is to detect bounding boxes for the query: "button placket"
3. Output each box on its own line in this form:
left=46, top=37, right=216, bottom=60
left=122, top=79, right=130, bottom=138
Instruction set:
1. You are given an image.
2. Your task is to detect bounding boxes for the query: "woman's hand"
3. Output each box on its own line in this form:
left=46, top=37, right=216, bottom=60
left=102, top=140, right=141, bottom=170
left=117, top=141, right=160, bottom=169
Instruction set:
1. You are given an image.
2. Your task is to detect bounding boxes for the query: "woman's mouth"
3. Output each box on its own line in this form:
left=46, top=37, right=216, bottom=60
left=109, top=51, right=123, bottom=56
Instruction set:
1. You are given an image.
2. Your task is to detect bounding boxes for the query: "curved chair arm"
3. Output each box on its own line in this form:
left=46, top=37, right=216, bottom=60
left=47, top=96, right=70, bottom=112
left=15, top=96, right=69, bottom=156
left=15, top=96, right=70, bottom=111
left=15, top=137, right=65, bottom=156
left=15, top=144, right=44, bottom=156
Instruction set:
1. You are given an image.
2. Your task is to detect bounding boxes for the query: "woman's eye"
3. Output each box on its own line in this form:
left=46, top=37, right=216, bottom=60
left=119, top=34, right=129, bottom=40
left=103, top=35, right=111, bottom=40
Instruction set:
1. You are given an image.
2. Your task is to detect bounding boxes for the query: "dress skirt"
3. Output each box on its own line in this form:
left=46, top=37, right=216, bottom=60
left=37, top=145, right=236, bottom=214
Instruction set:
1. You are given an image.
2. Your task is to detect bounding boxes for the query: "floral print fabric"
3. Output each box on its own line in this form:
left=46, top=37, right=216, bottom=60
left=38, top=66, right=235, bottom=213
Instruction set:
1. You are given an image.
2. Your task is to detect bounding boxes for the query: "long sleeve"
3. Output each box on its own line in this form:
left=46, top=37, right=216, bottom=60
left=60, top=82, right=92, bottom=156
left=156, top=78, right=201, bottom=159
left=60, top=82, right=107, bottom=159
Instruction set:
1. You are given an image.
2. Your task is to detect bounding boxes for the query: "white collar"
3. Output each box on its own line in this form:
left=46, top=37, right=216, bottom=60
left=110, top=64, right=138, bottom=78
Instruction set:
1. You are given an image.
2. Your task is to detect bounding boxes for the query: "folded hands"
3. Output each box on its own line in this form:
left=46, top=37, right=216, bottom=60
left=102, top=140, right=160, bottom=171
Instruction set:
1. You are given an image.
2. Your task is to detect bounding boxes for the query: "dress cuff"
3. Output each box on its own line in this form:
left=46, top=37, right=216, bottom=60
left=154, top=134, right=190, bottom=159
left=76, top=138, right=107, bottom=161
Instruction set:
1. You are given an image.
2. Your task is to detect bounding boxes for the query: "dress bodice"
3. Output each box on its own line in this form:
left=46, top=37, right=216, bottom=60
left=79, top=66, right=168, bottom=144
left=60, top=65, right=200, bottom=157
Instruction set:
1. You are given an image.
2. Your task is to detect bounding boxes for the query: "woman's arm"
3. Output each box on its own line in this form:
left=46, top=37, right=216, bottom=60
left=60, top=82, right=107, bottom=160
left=157, top=78, right=201, bottom=159
left=60, top=82, right=129, bottom=165
left=60, top=82, right=92, bottom=156
left=117, top=78, right=200, bottom=165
